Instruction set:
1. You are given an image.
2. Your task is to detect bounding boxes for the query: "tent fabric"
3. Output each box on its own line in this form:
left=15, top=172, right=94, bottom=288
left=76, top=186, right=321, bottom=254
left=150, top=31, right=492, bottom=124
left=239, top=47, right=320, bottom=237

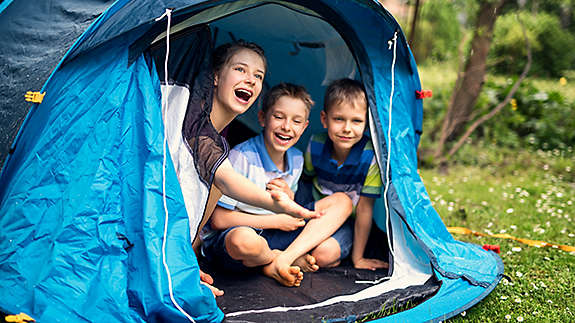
left=0, top=32, right=222, bottom=322
left=0, top=1, right=503, bottom=322
left=0, top=0, right=113, bottom=167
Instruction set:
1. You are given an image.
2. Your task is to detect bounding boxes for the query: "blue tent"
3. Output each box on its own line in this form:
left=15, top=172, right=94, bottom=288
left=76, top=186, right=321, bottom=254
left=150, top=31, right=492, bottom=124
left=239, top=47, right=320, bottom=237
left=0, top=1, right=503, bottom=322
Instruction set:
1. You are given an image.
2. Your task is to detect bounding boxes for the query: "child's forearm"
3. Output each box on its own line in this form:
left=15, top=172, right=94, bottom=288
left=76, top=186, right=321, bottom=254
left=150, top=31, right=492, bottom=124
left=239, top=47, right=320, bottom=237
left=211, top=206, right=276, bottom=230
left=214, top=160, right=280, bottom=213
left=214, top=160, right=318, bottom=219
left=352, top=211, right=372, bottom=262
left=351, top=196, right=375, bottom=262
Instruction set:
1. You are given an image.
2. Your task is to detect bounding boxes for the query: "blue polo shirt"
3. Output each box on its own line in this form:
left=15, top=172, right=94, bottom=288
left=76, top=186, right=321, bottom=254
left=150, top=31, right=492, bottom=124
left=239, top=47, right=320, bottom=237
left=304, top=132, right=382, bottom=206
left=218, top=134, right=304, bottom=215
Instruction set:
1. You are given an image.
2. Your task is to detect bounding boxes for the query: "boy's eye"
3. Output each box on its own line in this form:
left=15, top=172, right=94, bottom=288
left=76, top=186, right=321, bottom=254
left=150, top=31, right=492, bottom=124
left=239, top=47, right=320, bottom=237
left=293, top=119, right=302, bottom=124
left=273, top=114, right=283, bottom=119
left=353, top=119, right=364, bottom=123
left=334, top=117, right=344, bottom=121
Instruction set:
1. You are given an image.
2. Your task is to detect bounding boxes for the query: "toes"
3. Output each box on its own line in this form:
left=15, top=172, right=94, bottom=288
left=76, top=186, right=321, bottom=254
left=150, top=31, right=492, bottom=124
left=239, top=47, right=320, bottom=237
left=288, top=266, right=301, bottom=275
left=306, top=254, right=317, bottom=265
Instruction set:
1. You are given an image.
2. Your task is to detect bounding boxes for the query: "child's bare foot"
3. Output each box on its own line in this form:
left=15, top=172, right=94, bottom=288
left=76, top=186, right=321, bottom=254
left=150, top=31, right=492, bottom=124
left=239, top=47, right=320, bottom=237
left=293, top=254, right=319, bottom=272
left=353, top=258, right=389, bottom=271
left=262, top=252, right=303, bottom=287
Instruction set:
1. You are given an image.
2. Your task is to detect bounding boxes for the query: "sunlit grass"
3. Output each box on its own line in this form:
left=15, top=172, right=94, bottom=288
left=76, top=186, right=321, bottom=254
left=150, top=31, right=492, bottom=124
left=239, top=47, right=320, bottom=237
left=418, top=146, right=575, bottom=322
left=397, top=60, right=575, bottom=322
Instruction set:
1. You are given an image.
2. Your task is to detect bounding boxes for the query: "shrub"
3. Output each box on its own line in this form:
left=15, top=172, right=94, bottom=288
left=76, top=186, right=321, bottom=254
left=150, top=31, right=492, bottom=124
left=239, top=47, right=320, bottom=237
left=490, top=12, right=575, bottom=77
left=476, top=79, right=575, bottom=151
left=413, top=0, right=462, bottom=63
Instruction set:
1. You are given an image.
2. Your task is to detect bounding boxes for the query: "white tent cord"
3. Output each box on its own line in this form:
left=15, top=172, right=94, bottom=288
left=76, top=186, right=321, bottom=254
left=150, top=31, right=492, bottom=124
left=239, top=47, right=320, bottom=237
left=383, top=32, right=398, bottom=261
left=157, top=8, right=196, bottom=323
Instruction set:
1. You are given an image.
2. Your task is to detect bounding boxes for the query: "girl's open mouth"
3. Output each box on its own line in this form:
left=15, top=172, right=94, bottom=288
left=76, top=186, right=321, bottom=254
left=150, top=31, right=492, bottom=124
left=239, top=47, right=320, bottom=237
left=234, top=88, right=253, bottom=102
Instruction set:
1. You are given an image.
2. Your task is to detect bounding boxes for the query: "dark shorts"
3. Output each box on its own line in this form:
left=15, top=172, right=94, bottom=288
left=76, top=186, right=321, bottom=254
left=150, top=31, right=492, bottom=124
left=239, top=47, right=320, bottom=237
left=202, top=184, right=353, bottom=272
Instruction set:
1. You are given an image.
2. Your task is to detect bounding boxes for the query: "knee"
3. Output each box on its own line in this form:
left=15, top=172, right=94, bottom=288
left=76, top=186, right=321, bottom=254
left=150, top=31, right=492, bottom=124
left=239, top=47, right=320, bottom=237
left=312, top=239, right=341, bottom=268
left=225, top=227, right=263, bottom=259
left=330, top=192, right=353, bottom=213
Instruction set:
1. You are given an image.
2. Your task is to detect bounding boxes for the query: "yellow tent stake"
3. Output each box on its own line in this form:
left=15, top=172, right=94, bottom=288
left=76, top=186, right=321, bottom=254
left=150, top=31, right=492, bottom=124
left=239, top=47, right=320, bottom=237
left=5, top=313, right=35, bottom=323
left=447, top=226, right=575, bottom=253
left=24, top=91, right=45, bottom=104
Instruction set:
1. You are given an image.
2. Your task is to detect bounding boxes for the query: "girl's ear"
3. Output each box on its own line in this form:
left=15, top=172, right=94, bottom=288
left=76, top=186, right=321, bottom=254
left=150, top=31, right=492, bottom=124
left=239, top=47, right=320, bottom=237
left=213, top=73, right=219, bottom=86
left=257, top=110, right=266, bottom=128
left=320, top=110, right=328, bottom=128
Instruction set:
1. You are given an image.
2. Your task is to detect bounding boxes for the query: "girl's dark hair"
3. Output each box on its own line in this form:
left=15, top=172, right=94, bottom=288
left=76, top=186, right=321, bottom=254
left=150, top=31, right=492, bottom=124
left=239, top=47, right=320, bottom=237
left=212, top=40, right=267, bottom=73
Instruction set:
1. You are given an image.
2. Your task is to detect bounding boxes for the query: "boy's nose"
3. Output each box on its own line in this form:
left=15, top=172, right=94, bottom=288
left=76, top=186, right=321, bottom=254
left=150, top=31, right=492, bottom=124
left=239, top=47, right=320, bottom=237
left=343, top=121, right=352, bottom=131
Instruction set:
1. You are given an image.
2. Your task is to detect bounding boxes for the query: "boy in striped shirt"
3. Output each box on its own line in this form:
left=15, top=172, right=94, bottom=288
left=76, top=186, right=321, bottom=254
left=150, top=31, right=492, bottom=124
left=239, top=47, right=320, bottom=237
left=301, top=78, right=388, bottom=270
left=203, top=83, right=353, bottom=287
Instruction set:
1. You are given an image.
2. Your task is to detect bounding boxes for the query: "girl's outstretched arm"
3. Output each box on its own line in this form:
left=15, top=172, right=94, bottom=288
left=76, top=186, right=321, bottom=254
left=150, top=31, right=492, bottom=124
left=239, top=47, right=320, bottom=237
left=211, top=206, right=305, bottom=231
left=213, top=159, right=320, bottom=219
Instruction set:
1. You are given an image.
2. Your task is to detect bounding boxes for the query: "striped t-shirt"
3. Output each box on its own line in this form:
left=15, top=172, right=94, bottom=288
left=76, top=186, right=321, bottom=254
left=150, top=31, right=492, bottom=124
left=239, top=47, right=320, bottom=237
left=304, top=132, right=382, bottom=207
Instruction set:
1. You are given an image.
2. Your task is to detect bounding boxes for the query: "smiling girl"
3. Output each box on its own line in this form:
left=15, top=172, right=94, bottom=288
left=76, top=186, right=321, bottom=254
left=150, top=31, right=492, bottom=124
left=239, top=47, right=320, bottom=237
left=195, top=42, right=320, bottom=295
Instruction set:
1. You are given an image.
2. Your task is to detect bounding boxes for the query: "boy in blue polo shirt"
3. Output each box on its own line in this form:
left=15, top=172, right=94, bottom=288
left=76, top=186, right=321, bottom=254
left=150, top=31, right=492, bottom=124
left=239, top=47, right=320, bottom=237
left=203, top=83, right=353, bottom=287
left=303, top=78, right=389, bottom=271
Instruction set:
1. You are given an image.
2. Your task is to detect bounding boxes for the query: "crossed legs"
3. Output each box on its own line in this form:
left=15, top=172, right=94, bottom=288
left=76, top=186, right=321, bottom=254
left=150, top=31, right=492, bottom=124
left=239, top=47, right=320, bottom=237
left=224, top=192, right=352, bottom=286
left=262, top=192, right=353, bottom=284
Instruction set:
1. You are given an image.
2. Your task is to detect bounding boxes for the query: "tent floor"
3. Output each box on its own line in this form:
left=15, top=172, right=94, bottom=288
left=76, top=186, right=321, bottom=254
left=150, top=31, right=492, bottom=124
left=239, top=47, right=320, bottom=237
left=205, top=261, right=441, bottom=322
left=211, top=260, right=390, bottom=311
left=201, top=224, right=442, bottom=321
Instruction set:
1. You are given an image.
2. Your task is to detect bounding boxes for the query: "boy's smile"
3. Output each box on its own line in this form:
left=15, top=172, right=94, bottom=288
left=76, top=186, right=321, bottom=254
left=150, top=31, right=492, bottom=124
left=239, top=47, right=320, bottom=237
left=259, top=96, right=309, bottom=168
left=213, top=48, right=265, bottom=120
left=320, top=101, right=367, bottom=163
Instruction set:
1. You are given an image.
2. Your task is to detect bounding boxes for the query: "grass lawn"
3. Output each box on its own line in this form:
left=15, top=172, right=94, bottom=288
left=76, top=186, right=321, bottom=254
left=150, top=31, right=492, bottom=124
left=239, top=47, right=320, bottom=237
left=409, top=62, right=575, bottom=322
left=417, top=145, right=575, bottom=322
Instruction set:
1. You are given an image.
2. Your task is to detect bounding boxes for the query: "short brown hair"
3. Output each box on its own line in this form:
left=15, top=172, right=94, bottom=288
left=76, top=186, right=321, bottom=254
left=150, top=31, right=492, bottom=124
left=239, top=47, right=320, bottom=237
left=262, top=82, right=314, bottom=115
left=324, top=78, right=367, bottom=112
left=212, top=40, right=267, bottom=74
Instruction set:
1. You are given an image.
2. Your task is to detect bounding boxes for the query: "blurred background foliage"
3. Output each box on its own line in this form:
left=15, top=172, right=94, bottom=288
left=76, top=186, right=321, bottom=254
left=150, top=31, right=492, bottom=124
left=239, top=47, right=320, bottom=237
left=384, top=0, right=574, bottom=165
left=491, top=12, right=575, bottom=77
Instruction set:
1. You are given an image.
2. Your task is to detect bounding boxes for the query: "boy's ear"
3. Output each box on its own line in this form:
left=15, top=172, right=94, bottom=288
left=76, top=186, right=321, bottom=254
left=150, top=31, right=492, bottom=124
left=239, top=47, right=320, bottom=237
left=303, top=119, right=310, bottom=131
left=320, top=110, right=328, bottom=129
left=213, top=73, right=219, bottom=86
left=257, top=110, right=266, bottom=127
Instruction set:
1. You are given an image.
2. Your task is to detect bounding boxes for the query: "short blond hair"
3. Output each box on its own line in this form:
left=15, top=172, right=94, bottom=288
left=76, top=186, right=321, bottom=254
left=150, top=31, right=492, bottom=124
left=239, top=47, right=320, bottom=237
left=324, top=78, right=367, bottom=112
left=262, top=82, right=314, bottom=115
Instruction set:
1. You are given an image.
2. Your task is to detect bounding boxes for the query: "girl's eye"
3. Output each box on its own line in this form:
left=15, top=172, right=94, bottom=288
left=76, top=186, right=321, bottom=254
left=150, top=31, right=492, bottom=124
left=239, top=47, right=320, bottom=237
left=234, top=66, right=245, bottom=72
left=255, top=74, right=264, bottom=80
left=293, top=119, right=302, bottom=124
left=353, top=119, right=364, bottom=123
left=274, top=114, right=283, bottom=120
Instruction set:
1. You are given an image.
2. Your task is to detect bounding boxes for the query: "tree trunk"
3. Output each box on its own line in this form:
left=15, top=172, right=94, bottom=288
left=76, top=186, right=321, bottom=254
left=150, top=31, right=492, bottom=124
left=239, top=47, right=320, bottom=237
left=408, top=0, right=422, bottom=49
left=434, top=0, right=506, bottom=159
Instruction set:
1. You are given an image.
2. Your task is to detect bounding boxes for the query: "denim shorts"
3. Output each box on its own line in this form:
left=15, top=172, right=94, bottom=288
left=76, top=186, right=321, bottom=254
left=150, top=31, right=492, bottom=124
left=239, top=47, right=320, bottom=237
left=202, top=195, right=353, bottom=272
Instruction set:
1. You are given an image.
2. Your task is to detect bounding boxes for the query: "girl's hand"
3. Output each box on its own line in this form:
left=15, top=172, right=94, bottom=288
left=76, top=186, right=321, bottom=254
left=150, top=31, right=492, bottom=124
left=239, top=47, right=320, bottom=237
left=353, top=258, right=389, bottom=271
left=274, top=213, right=306, bottom=231
left=200, top=269, right=224, bottom=297
left=266, top=178, right=294, bottom=200
left=269, top=189, right=322, bottom=219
